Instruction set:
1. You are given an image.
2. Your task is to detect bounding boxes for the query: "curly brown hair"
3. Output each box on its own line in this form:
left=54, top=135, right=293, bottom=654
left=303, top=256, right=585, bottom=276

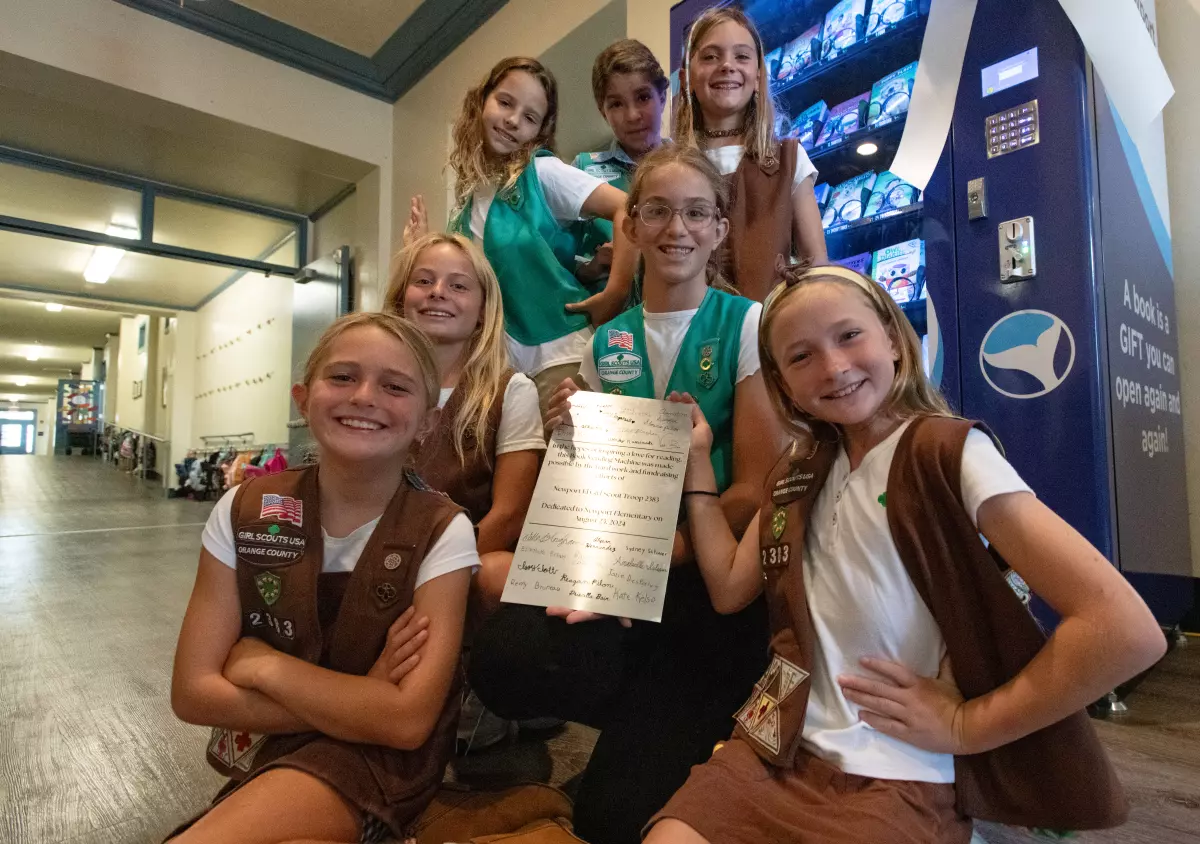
left=449, top=57, right=559, bottom=214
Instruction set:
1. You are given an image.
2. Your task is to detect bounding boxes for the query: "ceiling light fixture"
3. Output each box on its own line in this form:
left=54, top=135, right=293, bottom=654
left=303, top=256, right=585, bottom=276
left=25, top=346, right=41, bottom=362
left=84, top=224, right=139, bottom=284
left=15, top=377, right=30, bottom=387
left=856, top=142, right=879, bottom=156
left=45, top=302, right=64, bottom=312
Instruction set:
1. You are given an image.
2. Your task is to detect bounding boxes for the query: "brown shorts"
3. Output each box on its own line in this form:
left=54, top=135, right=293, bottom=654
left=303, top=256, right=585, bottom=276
left=647, top=738, right=972, bottom=844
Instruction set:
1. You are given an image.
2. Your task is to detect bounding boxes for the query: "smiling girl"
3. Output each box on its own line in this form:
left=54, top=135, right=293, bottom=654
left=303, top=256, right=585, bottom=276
left=645, top=264, right=1163, bottom=843
left=405, top=57, right=637, bottom=411
left=169, top=313, right=479, bottom=844
left=677, top=7, right=827, bottom=301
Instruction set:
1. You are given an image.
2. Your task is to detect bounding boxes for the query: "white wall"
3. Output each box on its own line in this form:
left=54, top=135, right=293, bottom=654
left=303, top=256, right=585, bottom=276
left=193, top=273, right=293, bottom=447
left=102, top=334, right=119, bottom=425
left=1159, top=0, right=1200, bottom=577
left=115, top=315, right=150, bottom=432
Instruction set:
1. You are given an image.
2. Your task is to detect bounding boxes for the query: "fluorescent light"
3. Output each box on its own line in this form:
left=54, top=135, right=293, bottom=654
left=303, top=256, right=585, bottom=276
left=15, top=377, right=29, bottom=387
left=25, top=350, right=40, bottom=362
left=45, top=302, right=64, bottom=312
left=856, top=142, right=879, bottom=156
left=83, top=225, right=138, bottom=284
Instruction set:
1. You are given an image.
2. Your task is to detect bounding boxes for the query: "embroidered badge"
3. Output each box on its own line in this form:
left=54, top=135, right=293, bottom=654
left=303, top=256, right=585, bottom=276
left=735, top=654, right=810, bottom=755
left=1006, top=569, right=1032, bottom=605
left=610, top=387, right=623, bottom=395
left=772, top=469, right=817, bottom=505
left=698, top=341, right=718, bottom=389
left=248, top=610, right=294, bottom=639
left=597, top=352, right=642, bottom=385
left=384, top=553, right=403, bottom=571
left=259, top=493, right=303, bottom=527
left=877, top=492, right=887, bottom=507
left=375, top=582, right=399, bottom=607
left=607, top=328, right=635, bottom=350
left=254, top=571, right=281, bottom=606
left=771, top=506, right=787, bottom=540
left=236, top=521, right=306, bottom=568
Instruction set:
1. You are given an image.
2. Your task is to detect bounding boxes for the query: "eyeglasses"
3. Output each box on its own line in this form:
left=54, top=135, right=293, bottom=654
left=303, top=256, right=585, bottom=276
left=634, top=202, right=720, bottom=232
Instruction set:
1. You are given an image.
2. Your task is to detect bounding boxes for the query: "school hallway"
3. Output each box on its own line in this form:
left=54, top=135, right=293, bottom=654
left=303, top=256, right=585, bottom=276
left=1, top=453, right=1199, bottom=844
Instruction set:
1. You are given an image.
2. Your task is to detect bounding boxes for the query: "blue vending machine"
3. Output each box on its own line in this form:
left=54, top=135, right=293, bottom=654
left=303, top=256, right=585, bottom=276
left=668, top=0, right=1194, bottom=625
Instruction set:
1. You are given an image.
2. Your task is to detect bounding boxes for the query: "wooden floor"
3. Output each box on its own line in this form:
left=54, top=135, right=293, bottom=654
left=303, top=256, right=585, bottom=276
left=0, top=454, right=1197, bottom=844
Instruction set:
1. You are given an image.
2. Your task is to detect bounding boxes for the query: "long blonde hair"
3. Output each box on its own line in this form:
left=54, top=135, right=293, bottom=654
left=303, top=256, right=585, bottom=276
left=758, top=264, right=951, bottom=441
left=302, top=311, right=440, bottom=409
left=625, top=144, right=735, bottom=293
left=384, top=232, right=509, bottom=467
left=448, top=57, right=559, bottom=215
left=675, top=7, right=779, bottom=164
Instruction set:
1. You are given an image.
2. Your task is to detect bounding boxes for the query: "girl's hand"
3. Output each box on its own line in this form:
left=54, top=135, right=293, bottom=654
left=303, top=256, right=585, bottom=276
left=223, top=637, right=282, bottom=690
left=544, top=377, right=580, bottom=436
left=565, top=287, right=626, bottom=327
left=403, top=195, right=428, bottom=247
left=546, top=606, right=632, bottom=628
left=838, top=655, right=969, bottom=755
left=576, top=243, right=614, bottom=284
left=367, top=607, right=430, bottom=685
left=667, top=392, right=714, bottom=455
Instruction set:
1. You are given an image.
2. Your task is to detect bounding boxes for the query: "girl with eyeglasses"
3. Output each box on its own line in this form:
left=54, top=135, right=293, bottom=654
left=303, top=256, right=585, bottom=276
left=468, top=144, right=781, bottom=844
left=676, top=7, right=828, bottom=301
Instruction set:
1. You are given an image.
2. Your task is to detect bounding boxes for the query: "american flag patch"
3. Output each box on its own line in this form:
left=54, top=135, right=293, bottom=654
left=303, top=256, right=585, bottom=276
left=607, top=329, right=634, bottom=351
left=260, top=494, right=303, bottom=527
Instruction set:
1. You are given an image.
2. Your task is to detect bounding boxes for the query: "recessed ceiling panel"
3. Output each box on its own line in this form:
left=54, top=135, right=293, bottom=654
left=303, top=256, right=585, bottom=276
left=234, top=0, right=424, bottom=56
left=153, top=196, right=299, bottom=267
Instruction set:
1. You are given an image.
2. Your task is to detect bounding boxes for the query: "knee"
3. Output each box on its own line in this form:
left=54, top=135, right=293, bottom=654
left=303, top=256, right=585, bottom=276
left=644, top=818, right=711, bottom=844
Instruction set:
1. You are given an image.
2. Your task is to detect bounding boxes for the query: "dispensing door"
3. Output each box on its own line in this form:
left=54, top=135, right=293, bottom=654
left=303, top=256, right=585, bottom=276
left=289, top=245, right=351, bottom=458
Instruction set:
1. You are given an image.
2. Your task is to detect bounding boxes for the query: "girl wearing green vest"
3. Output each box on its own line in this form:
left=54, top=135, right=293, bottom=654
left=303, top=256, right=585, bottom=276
left=405, top=56, right=636, bottom=412
left=468, top=144, right=781, bottom=844
left=676, top=7, right=828, bottom=302
left=571, top=39, right=670, bottom=287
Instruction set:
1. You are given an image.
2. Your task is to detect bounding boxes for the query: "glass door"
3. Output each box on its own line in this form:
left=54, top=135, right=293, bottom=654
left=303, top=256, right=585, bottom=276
left=0, top=410, right=37, bottom=454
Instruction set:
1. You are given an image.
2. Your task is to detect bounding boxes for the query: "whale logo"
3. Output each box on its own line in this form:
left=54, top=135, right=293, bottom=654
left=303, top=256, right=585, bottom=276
left=979, top=310, right=1075, bottom=399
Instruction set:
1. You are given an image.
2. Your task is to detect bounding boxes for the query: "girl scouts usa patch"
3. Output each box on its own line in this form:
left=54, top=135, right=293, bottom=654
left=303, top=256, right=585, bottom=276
left=598, top=352, right=642, bottom=384
left=236, top=521, right=306, bottom=567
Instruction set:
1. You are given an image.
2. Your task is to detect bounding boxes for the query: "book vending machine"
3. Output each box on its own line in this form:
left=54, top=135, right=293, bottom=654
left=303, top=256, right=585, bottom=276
left=669, top=0, right=1193, bottom=626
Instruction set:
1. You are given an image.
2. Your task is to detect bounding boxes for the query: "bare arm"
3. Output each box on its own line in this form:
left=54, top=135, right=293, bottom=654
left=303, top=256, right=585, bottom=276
left=678, top=401, right=770, bottom=614
left=791, top=178, right=828, bottom=266
left=566, top=183, right=635, bottom=326
left=238, top=568, right=471, bottom=751
left=476, top=449, right=541, bottom=554
left=958, top=492, right=1165, bottom=751
left=171, top=550, right=314, bottom=734
left=670, top=373, right=782, bottom=567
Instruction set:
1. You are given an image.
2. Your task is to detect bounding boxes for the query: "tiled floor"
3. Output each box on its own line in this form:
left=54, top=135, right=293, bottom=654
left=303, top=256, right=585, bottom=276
left=1, top=454, right=1197, bottom=843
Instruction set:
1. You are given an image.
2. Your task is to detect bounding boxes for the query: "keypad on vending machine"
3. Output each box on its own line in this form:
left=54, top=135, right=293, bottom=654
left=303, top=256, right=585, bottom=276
left=986, top=100, right=1040, bottom=159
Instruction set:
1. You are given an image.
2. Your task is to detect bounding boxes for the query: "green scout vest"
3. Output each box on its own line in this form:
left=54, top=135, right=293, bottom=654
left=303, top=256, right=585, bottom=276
left=591, top=287, right=752, bottom=491
left=570, top=149, right=634, bottom=255
left=453, top=149, right=590, bottom=347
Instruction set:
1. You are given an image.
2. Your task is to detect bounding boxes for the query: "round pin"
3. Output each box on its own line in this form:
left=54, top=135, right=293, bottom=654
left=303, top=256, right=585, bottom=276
left=383, top=553, right=402, bottom=570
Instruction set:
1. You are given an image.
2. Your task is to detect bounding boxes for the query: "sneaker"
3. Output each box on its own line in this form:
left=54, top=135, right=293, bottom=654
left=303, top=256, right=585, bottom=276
left=456, top=689, right=512, bottom=754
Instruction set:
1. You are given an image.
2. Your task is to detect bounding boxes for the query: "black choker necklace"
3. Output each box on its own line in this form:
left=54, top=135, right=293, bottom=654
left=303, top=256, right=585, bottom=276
left=703, top=125, right=745, bottom=139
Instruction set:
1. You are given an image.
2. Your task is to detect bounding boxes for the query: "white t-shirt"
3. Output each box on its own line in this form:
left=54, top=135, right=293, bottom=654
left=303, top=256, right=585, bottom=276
left=202, top=488, right=479, bottom=592
left=469, top=157, right=607, bottom=376
left=438, top=372, right=546, bottom=455
left=705, top=144, right=818, bottom=192
left=800, top=422, right=1033, bottom=783
left=577, top=301, right=763, bottom=397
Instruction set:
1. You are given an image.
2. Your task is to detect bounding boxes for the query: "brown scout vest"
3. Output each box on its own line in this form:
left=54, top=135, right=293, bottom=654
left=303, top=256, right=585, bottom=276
left=411, top=369, right=516, bottom=525
left=208, top=464, right=464, bottom=828
left=735, top=417, right=1128, bottom=830
left=722, top=138, right=799, bottom=303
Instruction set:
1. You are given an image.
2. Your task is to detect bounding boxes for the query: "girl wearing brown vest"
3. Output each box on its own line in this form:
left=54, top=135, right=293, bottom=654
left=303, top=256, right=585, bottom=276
left=384, top=232, right=545, bottom=610
left=676, top=7, right=828, bottom=302
left=169, top=313, right=479, bottom=844
left=646, top=265, right=1165, bottom=843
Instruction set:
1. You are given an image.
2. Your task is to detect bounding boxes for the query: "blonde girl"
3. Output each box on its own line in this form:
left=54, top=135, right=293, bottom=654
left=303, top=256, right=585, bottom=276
left=646, top=265, right=1164, bottom=844
left=469, top=145, right=781, bottom=844
left=405, top=57, right=637, bottom=410
left=677, top=6, right=828, bottom=301
left=169, top=312, right=479, bottom=843
left=384, top=232, right=544, bottom=606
